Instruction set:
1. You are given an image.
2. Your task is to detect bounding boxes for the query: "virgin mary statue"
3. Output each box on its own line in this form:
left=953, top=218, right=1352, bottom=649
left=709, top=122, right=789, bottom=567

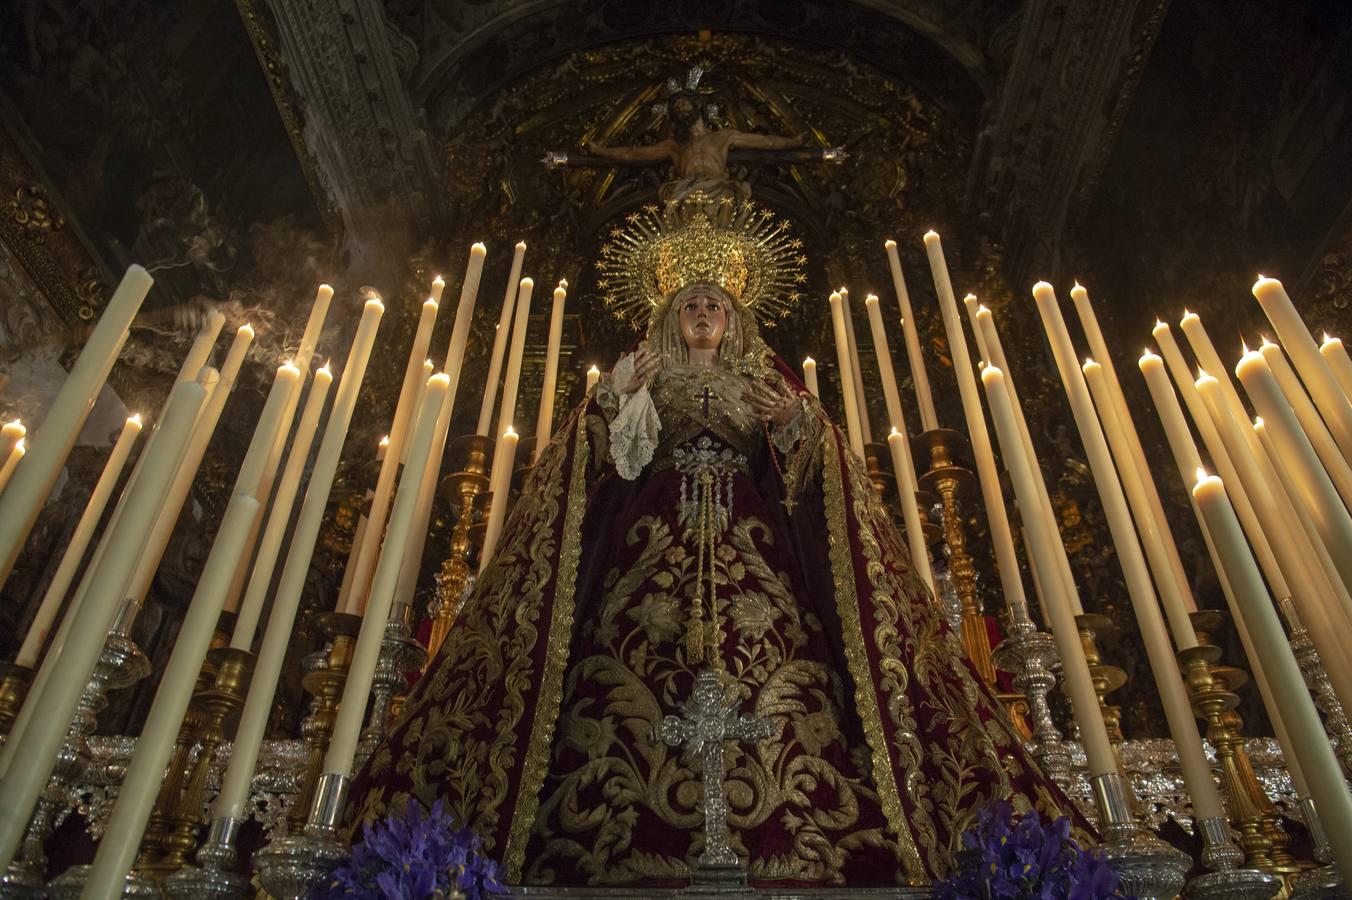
left=344, top=198, right=1083, bottom=889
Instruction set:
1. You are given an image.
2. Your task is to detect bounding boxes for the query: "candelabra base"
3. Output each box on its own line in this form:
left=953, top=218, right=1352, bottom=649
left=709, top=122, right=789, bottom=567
left=45, top=865, right=162, bottom=899
left=1288, top=865, right=1344, bottom=900
left=0, top=871, right=48, bottom=898
left=252, top=831, right=348, bottom=900
left=161, top=866, right=250, bottom=900
left=1185, top=868, right=1283, bottom=900
left=1100, top=826, right=1191, bottom=900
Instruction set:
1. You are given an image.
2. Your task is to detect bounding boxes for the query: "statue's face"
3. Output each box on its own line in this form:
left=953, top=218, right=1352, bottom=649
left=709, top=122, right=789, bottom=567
left=678, top=290, right=728, bottom=351
left=671, top=96, right=700, bottom=127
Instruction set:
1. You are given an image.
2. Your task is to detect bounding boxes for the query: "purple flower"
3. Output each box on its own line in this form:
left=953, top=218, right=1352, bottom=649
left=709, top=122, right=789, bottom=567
left=315, top=798, right=506, bottom=899
left=936, top=802, right=1129, bottom=900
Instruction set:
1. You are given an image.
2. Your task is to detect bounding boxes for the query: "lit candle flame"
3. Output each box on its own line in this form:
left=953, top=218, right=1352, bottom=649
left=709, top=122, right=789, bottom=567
left=128, top=413, right=142, bottom=426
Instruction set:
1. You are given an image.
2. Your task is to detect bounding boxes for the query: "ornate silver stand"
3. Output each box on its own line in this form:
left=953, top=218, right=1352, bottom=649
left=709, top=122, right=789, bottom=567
left=1092, top=772, right=1191, bottom=900
left=655, top=669, right=776, bottom=894
left=160, top=818, right=251, bottom=899
left=1184, top=815, right=1281, bottom=899
left=1287, top=798, right=1343, bottom=900
left=354, top=606, right=426, bottom=766
left=253, top=772, right=349, bottom=899
left=1, top=629, right=150, bottom=894
left=44, top=866, right=161, bottom=899
left=1283, top=599, right=1352, bottom=775
left=992, top=620, right=1070, bottom=788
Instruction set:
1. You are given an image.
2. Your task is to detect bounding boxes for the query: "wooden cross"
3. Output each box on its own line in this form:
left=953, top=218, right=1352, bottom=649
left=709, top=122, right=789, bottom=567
left=655, top=668, right=776, bottom=881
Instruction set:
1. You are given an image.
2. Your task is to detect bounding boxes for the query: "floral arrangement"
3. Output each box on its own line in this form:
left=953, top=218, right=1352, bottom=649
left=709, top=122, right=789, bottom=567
left=316, top=798, right=505, bottom=899
left=936, top=801, right=1128, bottom=900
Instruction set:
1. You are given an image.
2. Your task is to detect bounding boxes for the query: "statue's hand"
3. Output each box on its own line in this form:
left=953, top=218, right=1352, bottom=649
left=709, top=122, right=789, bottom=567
left=613, top=349, right=661, bottom=394
left=750, top=380, right=801, bottom=427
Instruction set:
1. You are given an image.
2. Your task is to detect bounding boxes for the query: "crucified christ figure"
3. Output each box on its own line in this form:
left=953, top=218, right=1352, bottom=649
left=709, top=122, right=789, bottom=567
left=546, top=82, right=843, bottom=212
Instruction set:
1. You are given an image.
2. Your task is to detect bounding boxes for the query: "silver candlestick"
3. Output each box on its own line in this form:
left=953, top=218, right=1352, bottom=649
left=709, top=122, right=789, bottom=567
left=1287, top=797, right=1343, bottom=900
left=1091, top=771, right=1191, bottom=900
left=1, top=626, right=150, bottom=893
left=1282, top=599, right=1352, bottom=776
left=992, top=619, right=1071, bottom=788
left=1184, top=815, right=1282, bottom=900
left=160, top=817, right=252, bottom=899
left=354, top=606, right=426, bottom=767
left=253, top=772, right=350, bottom=899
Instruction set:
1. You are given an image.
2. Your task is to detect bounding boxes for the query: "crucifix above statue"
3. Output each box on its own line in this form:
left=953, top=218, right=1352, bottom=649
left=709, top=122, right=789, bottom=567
left=545, top=66, right=845, bottom=210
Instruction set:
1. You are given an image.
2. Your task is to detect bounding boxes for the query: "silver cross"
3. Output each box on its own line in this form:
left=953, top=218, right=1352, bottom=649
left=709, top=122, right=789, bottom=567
left=655, top=668, right=775, bottom=884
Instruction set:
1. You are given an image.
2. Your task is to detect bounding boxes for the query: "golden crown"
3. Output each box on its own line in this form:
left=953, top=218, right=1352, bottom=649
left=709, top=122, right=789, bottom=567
left=596, top=194, right=806, bottom=325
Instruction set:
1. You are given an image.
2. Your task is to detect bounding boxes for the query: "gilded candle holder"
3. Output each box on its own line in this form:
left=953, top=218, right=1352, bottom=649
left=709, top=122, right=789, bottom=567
left=1075, top=613, right=1128, bottom=747
left=152, top=648, right=255, bottom=875
left=427, top=433, right=492, bottom=667
left=862, top=441, right=893, bottom=497
left=1178, top=619, right=1301, bottom=877
left=1, top=627, right=150, bottom=892
left=287, top=611, right=360, bottom=832
left=136, top=656, right=219, bottom=869
left=0, top=661, right=34, bottom=735
left=915, top=427, right=995, bottom=687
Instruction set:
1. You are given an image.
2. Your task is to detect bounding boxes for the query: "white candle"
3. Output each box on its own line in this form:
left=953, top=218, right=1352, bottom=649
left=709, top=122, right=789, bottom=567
left=211, top=297, right=383, bottom=823
left=124, top=322, right=256, bottom=609
left=586, top=365, right=601, bottom=394
left=477, top=242, right=527, bottom=435
left=828, top=292, right=865, bottom=457
left=479, top=427, right=520, bottom=573
left=495, top=278, right=535, bottom=447
left=0, top=376, right=204, bottom=866
left=81, top=494, right=261, bottom=896
left=887, top=428, right=933, bottom=593
left=0, top=440, right=24, bottom=494
left=15, top=415, right=142, bottom=668
left=390, top=244, right=490, bottom=615
left=0, top=421, right=24, bottom=466
left=962, top=294, right=989, bottom=362
left=535, top=282, right=568, bottom=458
left=981, top=365, right=1116, bottom=778
left=864, top=295, right=906, bottom=434
left=335, top=438, right=384, bottom=614
left=430, top=274, right=446, bottom=305
left=1084, top=360, right=1197, bottom=647
left=1030, top=282, right=1220, bottom=820
left=230, top=365, right=333, bottom=648
left=324, top=374, right=450, bottom=777
left=1236, top=349, right=1352, bottom=592
left=1196, top=373, right=1352, bottom=705
left=1152, top=322, right=1291, bottom=600
left=227, top=283, right=335, bottom=612
left=975, top=304, right=1083, bottom=615
left=1192, top=472, right=1352, bottom=885
left=393, top=300, right=442, bottom=467
left=1260, top=337, right=1352, bottom=510
left=0, top=265, right=153, bottom=585
left=1320, top=333, right=1352, bottom=401
left=343, top=299, right=440, bottom=614
left=1253, top=276, right=1352, bottom=461
left=840, top=288, right=872, bottom=444
left=295, top=284, right=335, bottom=375
left=801, top=357, right=818, bottom=398
left=885, top=239, right=937, bottom=430
left=927, top=271, right=1027, bottom=624
left=1073, top=286, right=1196, bottom=618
